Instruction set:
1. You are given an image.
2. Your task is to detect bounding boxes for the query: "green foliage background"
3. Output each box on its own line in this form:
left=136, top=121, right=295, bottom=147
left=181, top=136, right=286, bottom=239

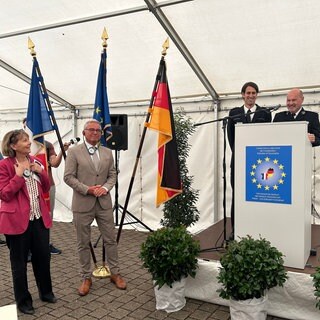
left=161, top=108, right=200, bottom=228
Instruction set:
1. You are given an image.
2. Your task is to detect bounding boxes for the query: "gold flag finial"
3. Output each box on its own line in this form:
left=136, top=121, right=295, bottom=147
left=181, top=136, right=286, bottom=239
left=28, top=37, right=36, bottom=57
left=162, top=38, right=169, bottom=56
left=101, top=27, right=109, bottom=48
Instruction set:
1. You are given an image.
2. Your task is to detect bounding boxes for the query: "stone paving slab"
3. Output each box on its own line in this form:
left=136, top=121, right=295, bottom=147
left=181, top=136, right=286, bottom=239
left=0, top=222, right=287, bottom=319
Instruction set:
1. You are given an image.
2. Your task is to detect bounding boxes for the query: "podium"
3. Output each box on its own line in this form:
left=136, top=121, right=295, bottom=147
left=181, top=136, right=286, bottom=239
left=234, top=122, right=312, bottom=269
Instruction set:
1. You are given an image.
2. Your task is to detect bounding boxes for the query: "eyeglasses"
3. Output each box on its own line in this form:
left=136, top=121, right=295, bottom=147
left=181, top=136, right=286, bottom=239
left=84, top=128, right=102, bottom=133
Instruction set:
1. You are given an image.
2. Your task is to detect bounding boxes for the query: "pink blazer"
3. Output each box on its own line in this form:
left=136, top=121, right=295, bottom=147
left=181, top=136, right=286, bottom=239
left=0, top=156, right=52, bottom=235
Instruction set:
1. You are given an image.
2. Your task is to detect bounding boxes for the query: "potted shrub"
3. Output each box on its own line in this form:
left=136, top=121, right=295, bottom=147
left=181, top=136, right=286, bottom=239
left=217, top=235, right=288, bottom=320
left=140, top=226, right=200, bottom=312
left=140, top=109, right=201, bottom=312
left=311, top=266, right=320, bottom=310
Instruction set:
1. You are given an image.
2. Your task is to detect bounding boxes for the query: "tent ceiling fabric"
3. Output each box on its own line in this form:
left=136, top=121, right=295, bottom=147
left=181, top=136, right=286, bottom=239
left=0, top=0, right=320, bottom=111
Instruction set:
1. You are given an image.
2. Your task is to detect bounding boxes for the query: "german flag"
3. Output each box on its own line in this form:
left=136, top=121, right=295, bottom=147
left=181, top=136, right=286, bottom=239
left=146, top=58, right=182, bottom=207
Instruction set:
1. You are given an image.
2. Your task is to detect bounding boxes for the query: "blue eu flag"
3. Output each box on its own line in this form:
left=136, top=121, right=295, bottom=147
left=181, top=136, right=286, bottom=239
left=93, top=50, right=112, bottom=146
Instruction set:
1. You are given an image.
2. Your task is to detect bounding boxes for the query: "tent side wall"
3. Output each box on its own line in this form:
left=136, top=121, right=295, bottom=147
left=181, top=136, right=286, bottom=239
left=1, top=90, right=320, bottom=233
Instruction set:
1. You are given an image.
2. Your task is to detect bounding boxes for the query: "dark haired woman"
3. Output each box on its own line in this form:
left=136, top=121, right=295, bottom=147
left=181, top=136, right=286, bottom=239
left=0, top=129, right=56, bottom=315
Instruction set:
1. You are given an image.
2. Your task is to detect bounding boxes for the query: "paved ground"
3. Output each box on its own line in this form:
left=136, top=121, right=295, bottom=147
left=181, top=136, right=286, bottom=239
left=0, top=221, right=287, bottom=320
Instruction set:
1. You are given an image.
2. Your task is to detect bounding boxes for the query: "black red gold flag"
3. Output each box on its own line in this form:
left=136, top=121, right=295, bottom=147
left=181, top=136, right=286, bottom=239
left=146, top=59, right=182, bottom=207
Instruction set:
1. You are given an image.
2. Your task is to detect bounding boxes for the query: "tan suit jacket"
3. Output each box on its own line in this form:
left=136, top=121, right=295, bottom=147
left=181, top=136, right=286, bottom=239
left=64, top=143, right=117, bottom=212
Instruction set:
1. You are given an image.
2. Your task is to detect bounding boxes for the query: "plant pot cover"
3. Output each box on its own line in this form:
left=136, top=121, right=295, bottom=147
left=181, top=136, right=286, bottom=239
left=154, top=278, right=187, bottom=313
left=229, top=294, right=268, bottom=320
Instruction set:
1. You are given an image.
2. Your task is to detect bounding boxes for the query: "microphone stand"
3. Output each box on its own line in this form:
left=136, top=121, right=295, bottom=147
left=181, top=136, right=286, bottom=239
left=196, top=106, right=278, bottom=252
left=195, top=105, right=279, bottom=128
left=195, top=115, right=230, bottom=251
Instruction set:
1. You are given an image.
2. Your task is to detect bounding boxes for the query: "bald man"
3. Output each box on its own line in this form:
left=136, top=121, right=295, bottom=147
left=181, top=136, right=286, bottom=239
left=273, top=88, right=320, bottom=147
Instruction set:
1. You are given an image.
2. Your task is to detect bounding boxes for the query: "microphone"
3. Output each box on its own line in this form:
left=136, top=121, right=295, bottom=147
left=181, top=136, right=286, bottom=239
left=258, top=105, right=281, bottom=114
left=69, top=137, right=80, bottom=144
left=265, top=104, right=281, bottom=112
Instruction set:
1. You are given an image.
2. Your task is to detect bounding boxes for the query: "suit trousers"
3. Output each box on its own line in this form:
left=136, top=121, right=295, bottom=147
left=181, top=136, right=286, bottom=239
left=5, top=218, right=53, bottom=308
left=73, top=200, right=119, bottom=279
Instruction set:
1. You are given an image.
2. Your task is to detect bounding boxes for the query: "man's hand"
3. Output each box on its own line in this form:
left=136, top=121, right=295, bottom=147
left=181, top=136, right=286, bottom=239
left=93, top=187, right=108, bottom=197
left=87, top=185, right=101, bottom=196
left=308, top=133, right=315, bottom=143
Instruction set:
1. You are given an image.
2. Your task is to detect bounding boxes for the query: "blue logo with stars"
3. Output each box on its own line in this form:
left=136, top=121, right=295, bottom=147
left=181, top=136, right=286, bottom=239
left=246, top=146, right=292, bottom=204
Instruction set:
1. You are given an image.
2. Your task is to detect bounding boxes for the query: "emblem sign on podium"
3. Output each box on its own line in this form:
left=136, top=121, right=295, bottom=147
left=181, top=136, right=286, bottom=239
left=235, top=122, right=311, bottom=269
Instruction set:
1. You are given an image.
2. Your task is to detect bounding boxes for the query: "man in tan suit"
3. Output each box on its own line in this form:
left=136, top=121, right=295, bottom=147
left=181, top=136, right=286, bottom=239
left=64, top=119, right=126, bottom=296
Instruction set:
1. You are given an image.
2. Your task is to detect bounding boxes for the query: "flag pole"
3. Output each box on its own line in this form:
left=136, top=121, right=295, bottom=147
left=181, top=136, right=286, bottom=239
left=28, top=37, right=66, bottom=159
left=92, top=28, right=111, bottom=279
left=101, top=27, right=109, bottom=143
left=116, top=38, right=170, bottom=242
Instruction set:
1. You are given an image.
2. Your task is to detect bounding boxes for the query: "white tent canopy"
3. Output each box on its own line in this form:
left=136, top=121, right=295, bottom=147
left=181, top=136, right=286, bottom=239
left=1, top=0, right=320, bottom=108
left=1, top=0, right=320, bottom=233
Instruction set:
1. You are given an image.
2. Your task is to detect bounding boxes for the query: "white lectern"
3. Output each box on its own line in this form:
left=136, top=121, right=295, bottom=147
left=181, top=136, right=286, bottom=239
left=234, top=122, right=311, bottom=269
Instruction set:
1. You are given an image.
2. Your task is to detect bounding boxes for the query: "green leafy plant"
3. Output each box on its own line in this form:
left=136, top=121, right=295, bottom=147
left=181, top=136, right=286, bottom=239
left=311, top=266, right=320, bottom=309
left=217, top=235, right=288, bottom=301
left=140, top=226, right=200, bottom=288
left=160, top=108, right=200, bottom=228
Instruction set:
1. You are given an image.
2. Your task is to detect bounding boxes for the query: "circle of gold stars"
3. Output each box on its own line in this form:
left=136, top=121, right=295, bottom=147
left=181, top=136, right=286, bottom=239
left=250, top=157, right=286, bottom=191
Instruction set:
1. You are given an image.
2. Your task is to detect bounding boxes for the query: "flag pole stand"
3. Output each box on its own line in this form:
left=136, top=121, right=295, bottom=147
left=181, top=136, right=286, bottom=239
left=115, top=110, right=155, bottom=243
left=93, top=149, right=152, bottom=248
left=116, top=40, right=170, bottom=243
left=113, top=150, right=152, bottom=230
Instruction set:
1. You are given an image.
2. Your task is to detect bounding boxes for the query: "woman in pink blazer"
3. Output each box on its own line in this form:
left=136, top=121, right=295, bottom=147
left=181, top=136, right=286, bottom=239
left=0, top=129, right=56, bottom=315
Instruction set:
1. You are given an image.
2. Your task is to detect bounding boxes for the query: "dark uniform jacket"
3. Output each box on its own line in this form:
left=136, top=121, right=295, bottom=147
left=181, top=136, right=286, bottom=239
left=273, top=108, right=320, bottom=147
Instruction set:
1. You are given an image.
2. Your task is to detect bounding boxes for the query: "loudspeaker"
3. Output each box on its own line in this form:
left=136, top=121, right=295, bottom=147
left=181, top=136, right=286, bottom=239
left=106, top=114, right=128, bottom=151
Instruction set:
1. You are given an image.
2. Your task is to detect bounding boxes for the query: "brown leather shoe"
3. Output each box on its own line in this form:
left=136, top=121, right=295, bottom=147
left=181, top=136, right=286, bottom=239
left=78, top=278, right=92, bottom=296
left=110, top=274, right=127, bottom=290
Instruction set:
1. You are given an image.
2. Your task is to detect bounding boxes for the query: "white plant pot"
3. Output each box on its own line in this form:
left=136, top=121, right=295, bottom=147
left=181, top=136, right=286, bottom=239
left=229, top=294, right=268, bottom=320
left=153, top=277, right=187, bottom=313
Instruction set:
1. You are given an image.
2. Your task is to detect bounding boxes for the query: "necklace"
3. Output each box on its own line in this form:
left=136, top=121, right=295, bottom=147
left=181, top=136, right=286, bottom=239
left=88, top=147, right=96, bottom=155
left=86, top=143, right=99, bottom=155
left=15, top=156, right=31, bottom=178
